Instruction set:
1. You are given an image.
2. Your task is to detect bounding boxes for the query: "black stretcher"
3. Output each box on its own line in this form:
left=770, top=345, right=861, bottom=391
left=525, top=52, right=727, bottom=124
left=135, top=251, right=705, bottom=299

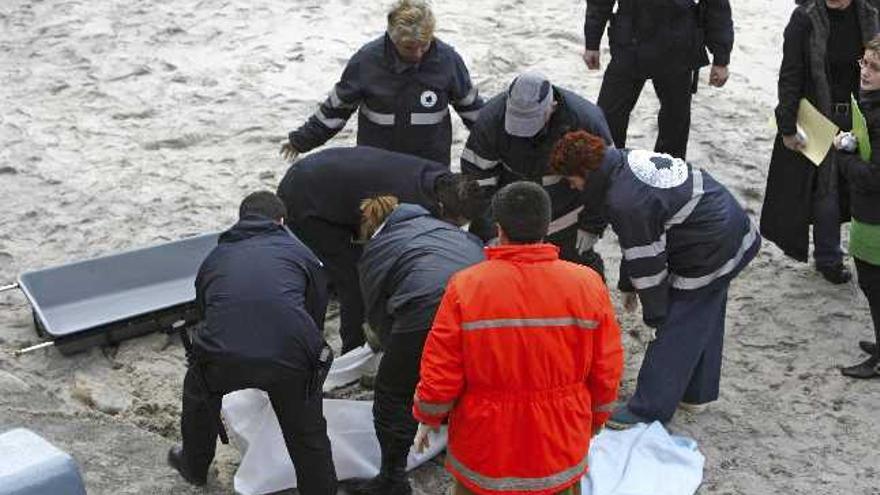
left=5, top=233, right=218, bottom=355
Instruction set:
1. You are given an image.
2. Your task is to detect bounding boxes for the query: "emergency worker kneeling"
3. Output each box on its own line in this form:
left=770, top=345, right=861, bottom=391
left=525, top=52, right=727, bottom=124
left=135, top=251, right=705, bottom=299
left=167, top=191, right=337, bottom=495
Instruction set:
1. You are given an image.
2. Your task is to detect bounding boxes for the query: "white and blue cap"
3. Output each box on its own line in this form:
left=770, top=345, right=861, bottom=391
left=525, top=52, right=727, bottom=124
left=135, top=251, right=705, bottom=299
left=504, top=71, right=553, bottom=137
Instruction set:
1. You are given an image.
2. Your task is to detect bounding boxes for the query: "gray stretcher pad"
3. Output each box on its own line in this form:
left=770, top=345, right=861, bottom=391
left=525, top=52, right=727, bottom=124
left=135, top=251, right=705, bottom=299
left=17, top=233, right=218, bottom=354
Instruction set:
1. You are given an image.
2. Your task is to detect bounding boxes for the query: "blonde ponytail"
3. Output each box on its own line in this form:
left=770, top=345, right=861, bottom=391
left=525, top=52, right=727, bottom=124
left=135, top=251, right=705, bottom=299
left=359, top=195, right=399, bottom=240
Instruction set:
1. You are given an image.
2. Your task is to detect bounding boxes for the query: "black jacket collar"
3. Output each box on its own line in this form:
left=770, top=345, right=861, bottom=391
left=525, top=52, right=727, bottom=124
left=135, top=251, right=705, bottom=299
left=219, top=216, right=283, bottom=244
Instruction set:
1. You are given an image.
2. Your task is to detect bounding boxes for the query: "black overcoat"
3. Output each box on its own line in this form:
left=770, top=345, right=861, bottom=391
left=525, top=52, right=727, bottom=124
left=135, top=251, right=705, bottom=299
left=761, top=0, right=878, bottom=262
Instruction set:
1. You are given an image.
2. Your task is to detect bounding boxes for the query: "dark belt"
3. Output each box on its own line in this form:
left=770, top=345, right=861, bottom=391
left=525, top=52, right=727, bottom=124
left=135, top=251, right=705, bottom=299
left=831, top=102, right=850, bottom=115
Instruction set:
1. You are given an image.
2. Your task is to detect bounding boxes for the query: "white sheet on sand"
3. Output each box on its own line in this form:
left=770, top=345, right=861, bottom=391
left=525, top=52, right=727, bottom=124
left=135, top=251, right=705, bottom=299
left=221, top=345, right=447, bottom=495
left=582, top=422, right=705, bottom=495
left=224, top=346, right=702, bottom=495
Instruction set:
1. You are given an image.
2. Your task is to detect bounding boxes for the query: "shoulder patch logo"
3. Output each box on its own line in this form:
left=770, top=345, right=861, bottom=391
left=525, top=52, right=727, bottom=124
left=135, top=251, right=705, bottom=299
left=420, top=90, right=438, bottom=108
left=626, top=150, right=689, bottom=189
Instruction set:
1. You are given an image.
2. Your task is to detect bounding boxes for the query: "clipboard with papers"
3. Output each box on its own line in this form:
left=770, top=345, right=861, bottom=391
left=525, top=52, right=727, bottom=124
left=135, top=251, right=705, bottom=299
left=793, top=99, right=839, bottom=166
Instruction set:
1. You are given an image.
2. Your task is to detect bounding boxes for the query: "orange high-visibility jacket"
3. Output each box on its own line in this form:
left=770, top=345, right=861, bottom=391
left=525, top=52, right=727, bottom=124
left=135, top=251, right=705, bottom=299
left=413, top=244, right=624, bottom=495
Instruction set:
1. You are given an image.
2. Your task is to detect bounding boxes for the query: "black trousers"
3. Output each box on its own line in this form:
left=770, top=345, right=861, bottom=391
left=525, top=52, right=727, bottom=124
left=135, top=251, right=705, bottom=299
left=597, top=56, right=694, bottom=159
left=372, top=331, right=430, bottom=473
left=180, top=359, right=337, bottom=495
left=855, top=258, right=880, bottom=352
left=812, top=109, right=852, bottom=268
left=290, top=217, right=365, bottom=353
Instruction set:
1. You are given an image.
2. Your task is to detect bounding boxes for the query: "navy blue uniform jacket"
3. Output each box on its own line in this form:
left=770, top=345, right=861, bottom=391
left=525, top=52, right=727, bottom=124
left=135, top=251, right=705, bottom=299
left=277, top=146, right=448, bottom=230
left=461, top=86, right=613, bottom=241
left=593, top=148, right=760, bottom=327
left=289, top=34, right=484, bottom=166
left=194, top=217, right=328, bottom=371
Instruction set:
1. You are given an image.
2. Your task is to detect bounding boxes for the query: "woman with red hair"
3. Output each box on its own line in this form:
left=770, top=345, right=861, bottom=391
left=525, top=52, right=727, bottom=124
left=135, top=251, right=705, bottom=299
left=550, top=130, right=761, bottom=428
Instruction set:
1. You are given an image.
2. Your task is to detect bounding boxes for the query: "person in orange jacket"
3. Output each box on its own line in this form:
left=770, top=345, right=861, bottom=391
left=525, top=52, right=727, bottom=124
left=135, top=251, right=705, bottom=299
left=412, top=181, right=624, bottom=495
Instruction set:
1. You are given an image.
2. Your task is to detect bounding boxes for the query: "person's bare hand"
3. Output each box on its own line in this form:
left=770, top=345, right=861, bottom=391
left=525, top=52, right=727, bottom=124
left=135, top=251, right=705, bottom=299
left=280, top=142, right=299, bottom=162
left=709, top=65, right=729, bottom=87
left=583, top=50, right=601, bottom=70
left=622, top=292, right=639, bottom=313
left=782, top=133, right=806, bottom=152
left=833, top=132, right=846, bottom=150
left=833, top=131, right=857, bottom=151
left=414, top=423, right=439, bottom=453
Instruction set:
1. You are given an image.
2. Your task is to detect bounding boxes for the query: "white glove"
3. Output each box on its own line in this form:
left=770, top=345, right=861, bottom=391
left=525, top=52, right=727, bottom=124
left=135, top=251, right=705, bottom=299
left=413, top=423, right=438, bottom=453
left=576, top=229, right=599, bottom=255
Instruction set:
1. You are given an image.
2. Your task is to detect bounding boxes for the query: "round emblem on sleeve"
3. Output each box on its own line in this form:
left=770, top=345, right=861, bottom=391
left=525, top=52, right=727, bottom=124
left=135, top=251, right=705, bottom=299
left=626, top=149, right=689, bottom=189
left=420, top=90, right=438, bottom=108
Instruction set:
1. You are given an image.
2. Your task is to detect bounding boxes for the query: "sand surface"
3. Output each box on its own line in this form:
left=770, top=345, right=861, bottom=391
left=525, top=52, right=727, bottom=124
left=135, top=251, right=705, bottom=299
left=1, top=0, right=878, bottom=494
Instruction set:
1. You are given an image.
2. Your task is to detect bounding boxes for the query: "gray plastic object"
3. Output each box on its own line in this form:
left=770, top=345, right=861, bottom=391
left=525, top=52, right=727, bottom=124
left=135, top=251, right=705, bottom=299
left=16, top=233, right=219, bottom=354
left=0, top=428, right=87, bottom=495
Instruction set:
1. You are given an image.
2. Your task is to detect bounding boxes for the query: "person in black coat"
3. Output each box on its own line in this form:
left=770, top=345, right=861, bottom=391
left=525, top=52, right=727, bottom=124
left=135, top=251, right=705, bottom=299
left=762, top=0, right=879, bottom=284
left=832, top=35, right=880, bottom=378
left=280, top=0, right=483, bottom=166
left=346, top=196, right=484, bottom=495
left=168, top=192, right=336, bottom=494
left=276, top=146, right=479, bottom=354
left=583, top=0, right=733, bottom=160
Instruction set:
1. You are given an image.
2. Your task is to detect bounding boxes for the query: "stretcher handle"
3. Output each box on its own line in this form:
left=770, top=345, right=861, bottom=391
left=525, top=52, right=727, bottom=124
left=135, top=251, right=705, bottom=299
left=0, top=282, right=19, bottom=293
left=13, top=341, right=54, bottom=356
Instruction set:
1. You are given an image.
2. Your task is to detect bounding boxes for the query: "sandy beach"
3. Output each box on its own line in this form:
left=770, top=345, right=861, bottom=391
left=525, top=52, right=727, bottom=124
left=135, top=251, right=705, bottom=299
left=1, top=0, right=878, bottom=493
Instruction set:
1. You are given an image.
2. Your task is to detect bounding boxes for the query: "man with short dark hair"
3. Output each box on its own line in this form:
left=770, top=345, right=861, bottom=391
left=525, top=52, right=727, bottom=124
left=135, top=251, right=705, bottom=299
left=461, top=71, right=613, bottom=278
left=168, top=191, right=337, bottom=494
left=412, top=182, right=623, bottom=495
left=490, top=180, right=553, bottom=242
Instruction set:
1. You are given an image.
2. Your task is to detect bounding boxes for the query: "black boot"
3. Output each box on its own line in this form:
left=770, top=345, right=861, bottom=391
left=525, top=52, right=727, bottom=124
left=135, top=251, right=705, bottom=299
left=859, top=340, right=877, bottom=355
left=348, top=432, right=412, bottom=495
left=841, top=355, right=880, bottom=379
left=817, top=263, right=852, bottom=285
left=167, top=445, right=207, bottom=486
left=346, top=451, right=411, bottom=495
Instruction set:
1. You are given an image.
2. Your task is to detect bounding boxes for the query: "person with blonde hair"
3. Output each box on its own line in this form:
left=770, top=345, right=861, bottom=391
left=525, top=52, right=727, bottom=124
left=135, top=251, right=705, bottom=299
left=349, top=192, right=484, bottom=495
left=281, top=0, right=484, bottom=166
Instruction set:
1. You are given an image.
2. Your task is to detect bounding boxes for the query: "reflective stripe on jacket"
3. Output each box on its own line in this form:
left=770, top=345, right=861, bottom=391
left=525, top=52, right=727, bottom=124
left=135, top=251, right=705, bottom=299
left=289, top=34, right=484, bottom=166
left=414, top=244, right=623, bottom=495
left=593, top=148, right=761, bottom=327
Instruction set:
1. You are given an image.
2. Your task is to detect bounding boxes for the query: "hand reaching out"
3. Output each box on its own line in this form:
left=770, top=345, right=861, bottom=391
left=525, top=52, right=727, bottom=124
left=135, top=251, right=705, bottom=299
left=280, top=142, right=300, bottom=163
